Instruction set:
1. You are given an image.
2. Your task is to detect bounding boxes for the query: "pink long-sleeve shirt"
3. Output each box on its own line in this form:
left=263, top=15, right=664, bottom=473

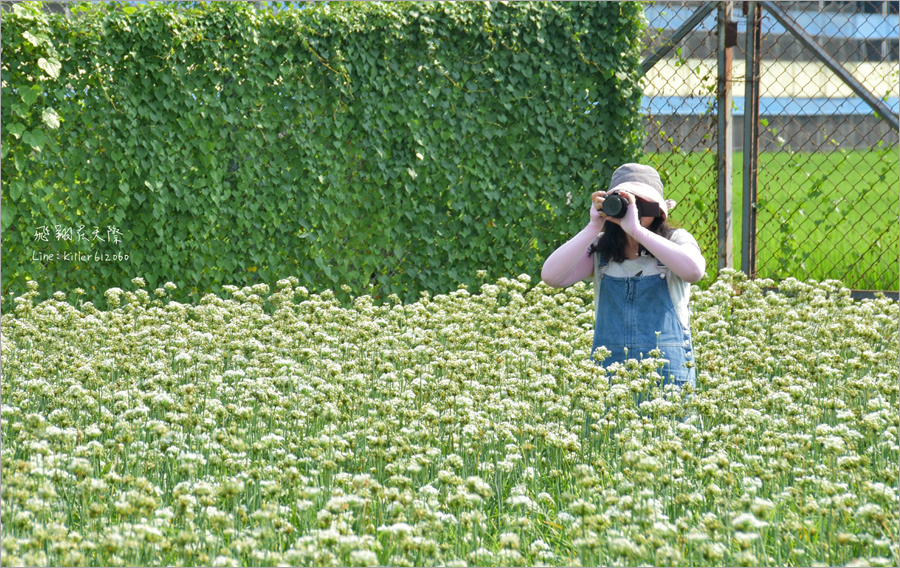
left=541, top=204, right=706, bottom=287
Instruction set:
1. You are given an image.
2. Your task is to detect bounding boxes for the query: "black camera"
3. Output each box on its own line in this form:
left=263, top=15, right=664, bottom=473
left=598, top=191, right=661, bottom=218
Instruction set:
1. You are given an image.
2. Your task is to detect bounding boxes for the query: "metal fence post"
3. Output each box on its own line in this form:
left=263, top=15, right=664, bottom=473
left=741, top=1, right=761, bottom=278
left=717, top=1, right=735, bottom=270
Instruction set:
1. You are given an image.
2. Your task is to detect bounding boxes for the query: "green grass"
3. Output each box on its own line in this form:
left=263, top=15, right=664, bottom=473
left=645, top=148, right=899, bottom=291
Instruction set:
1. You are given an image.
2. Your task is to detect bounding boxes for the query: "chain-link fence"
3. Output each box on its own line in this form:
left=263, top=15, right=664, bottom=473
left=642, top=1, right=722, bottom=283
left=641, top=0, right=899, bottom=295
left=750, top=0, right=899, bottom=293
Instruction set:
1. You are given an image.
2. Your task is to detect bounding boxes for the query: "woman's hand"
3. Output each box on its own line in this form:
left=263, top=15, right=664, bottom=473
left=589, top=190, right=611, bottom=227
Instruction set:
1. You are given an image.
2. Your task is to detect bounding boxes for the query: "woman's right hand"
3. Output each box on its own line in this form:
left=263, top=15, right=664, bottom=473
left=590, top=191, right=608, bottom=227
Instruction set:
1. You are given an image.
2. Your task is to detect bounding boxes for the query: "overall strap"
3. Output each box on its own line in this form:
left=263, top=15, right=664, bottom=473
left=592, top=238, right=610, bottom=274
left=597, top=253, right=610, bottom=270
left=656, top=257, right=669, bottom=278
left=592, top=242, right=608, bottom=315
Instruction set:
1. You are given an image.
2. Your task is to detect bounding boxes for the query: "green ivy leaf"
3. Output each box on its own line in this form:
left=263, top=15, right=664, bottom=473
left=41, top=107, right=60, bottom=129
left=20, top=85, right=42, bottom=107
left=22, top=129, right=46, bottom=152
left=37, top=57, right=61, bottom=79
left=1, top=203, right=17, bottom=231
left=9, top=181, right=25, bottom=201
left=22, top=30, right=49, bottom=47
left=6, top=123, right=26, bottom=139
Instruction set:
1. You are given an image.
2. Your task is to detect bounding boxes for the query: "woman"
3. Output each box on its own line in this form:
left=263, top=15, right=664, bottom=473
left=541, top=163, right=706, bottom=390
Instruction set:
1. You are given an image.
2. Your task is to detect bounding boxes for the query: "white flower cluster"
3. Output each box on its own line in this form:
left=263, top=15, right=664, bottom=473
left=0, top=270, right=896, bottom=566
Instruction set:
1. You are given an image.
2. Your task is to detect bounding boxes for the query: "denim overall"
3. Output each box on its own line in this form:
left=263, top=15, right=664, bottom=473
left=592, top=254, right=696, bottom=390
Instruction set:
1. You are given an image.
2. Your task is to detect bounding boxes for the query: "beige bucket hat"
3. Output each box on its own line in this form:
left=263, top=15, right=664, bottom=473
left=608, top=163, right=677, bottom=219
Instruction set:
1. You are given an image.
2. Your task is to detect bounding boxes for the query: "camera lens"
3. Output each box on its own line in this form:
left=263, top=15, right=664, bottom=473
left=602, top=194, right=628, bottom=218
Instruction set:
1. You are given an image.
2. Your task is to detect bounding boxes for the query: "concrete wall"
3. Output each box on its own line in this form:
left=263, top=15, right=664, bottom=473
left=643, top=113, right=899, bottom=153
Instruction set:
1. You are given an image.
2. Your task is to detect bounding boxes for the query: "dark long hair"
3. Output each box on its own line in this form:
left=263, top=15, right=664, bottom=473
left=589, top=217, right=674, bottom=262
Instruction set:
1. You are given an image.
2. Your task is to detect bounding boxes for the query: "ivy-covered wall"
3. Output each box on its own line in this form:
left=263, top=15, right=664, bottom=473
left=2, top=1, right=646, bottom=307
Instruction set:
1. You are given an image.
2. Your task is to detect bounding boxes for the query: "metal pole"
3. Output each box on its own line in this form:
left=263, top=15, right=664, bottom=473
left=741, top=1, right=761, bottom=277
left=717, top=2, right=735, bottom=270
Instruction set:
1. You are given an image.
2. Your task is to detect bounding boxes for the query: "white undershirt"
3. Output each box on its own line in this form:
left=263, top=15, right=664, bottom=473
left=603, top=255, right=666, bottom=278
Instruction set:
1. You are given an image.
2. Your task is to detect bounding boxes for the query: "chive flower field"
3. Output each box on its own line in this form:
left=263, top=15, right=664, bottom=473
left=1, top=270, right=897, bottom=567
